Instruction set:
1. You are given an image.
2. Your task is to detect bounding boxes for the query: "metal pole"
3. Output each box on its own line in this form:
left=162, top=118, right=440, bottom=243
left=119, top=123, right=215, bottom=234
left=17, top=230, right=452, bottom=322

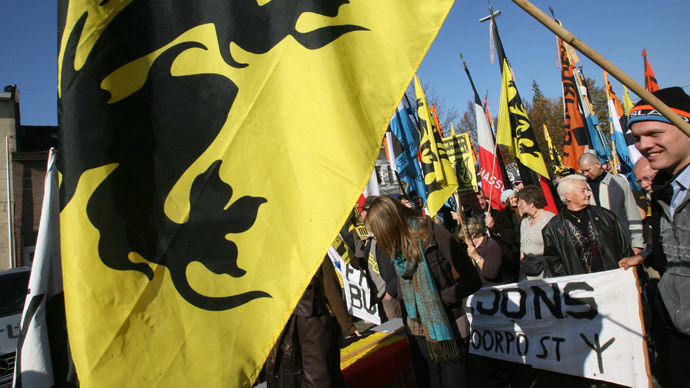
left=6, top=136, right=15, bottom=267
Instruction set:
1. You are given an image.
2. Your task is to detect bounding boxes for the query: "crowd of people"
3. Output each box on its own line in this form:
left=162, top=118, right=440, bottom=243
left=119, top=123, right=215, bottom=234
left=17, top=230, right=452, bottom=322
left=265, top=87, right=690, bottom=388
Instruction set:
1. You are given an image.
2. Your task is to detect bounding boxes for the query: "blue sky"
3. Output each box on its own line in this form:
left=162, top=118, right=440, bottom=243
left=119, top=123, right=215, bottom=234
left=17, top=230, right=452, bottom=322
left=417, top=0, right=690, bottom=128
left=1, top=0, right=688, bottom=127
left=0, top=0, right=57, bottom=126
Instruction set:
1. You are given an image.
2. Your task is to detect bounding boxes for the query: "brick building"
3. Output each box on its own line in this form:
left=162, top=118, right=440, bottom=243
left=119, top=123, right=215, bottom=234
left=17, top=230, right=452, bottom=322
left=0, top=86, right=19, bottom=270
left=0, top=85, right=57, bottom=270
left=12, top=125, right=57, bottom=266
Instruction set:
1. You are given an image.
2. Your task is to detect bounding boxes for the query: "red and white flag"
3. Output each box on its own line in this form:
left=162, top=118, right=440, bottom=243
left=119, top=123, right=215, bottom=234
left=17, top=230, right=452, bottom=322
left=461, top=55, right=506, bottom=209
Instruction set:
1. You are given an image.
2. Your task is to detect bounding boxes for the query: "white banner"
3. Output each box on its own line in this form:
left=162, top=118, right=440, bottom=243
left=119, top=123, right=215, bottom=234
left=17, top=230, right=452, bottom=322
left=328, top=246, right=381, bottom=325
left=466, top=269, right=650, bottom=388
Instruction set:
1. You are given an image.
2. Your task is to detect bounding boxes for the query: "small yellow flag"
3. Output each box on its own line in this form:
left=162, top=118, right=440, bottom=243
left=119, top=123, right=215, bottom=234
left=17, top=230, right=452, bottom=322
left=442, top=133, right=479, bottom=194
left=414, top=75, right=459, bottom=217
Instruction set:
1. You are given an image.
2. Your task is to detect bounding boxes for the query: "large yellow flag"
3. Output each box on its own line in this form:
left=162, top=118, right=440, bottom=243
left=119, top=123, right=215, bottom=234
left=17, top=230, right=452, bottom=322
left=57, top=1, right=453, bottom=386
left=414, top=75, right=459, bottom=217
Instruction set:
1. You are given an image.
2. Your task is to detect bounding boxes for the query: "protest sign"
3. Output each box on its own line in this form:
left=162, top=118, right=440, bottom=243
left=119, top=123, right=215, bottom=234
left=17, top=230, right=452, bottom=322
left=466, top=269, right=650, bottom=387
left=442, top=133, right=478, bottom=194
left=328, top=236, right=381, bottom=325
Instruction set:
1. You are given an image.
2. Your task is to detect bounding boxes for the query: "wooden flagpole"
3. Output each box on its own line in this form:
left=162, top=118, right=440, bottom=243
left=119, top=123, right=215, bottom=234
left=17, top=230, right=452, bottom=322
left=511, top=0, right=690, bottom=138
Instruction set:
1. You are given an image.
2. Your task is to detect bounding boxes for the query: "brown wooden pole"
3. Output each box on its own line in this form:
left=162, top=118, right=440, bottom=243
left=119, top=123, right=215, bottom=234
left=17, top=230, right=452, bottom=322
left=511, top=0, right=690, bottom=138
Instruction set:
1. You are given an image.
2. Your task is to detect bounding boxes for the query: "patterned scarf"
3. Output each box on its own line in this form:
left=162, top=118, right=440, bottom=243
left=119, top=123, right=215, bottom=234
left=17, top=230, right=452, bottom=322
left=564, top=217, right=604, bottom=273
left=393, top=221, right=460, bottom=363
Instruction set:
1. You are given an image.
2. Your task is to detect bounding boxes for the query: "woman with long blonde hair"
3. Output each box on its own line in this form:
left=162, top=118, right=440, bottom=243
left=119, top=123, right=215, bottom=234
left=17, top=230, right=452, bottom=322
left=364, top=196, right=481, bottom=388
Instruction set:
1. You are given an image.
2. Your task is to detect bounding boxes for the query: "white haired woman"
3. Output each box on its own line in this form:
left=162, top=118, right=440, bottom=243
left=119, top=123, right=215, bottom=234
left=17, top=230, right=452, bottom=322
left=542, top=175, right=633, bottom=276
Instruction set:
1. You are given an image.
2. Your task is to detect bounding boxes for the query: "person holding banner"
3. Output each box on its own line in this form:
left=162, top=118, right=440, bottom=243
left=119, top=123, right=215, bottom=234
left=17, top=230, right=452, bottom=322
left=542, top=174, right=633, bottom=277
left=622, top=86, right=690, bottom=387
left=364, top=196, right=481, bottom=388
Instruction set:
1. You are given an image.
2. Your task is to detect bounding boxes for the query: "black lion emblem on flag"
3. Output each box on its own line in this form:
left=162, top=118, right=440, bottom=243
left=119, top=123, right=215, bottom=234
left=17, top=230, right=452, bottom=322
left=58, top=0, right=367, bottom=310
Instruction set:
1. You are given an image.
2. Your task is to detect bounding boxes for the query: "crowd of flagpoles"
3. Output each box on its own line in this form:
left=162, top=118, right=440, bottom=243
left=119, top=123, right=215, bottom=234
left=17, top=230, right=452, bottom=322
left=377, top=0, right=681, bottom=218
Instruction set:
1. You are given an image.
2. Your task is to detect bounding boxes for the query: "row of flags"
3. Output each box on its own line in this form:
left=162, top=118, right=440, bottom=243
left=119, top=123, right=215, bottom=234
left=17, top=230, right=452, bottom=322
left=380, top=5, right=565, bottom=217
left=382, top=73, right=495, bottom=217
left=15, top=3, right=667, bottom=388
left=535, top=18, right=663, bottom=186
left=604, top=71, right=643, bottom=171
left=557, top=33, right=613, bottom=168
left=393, top=12, right=668, bottom=217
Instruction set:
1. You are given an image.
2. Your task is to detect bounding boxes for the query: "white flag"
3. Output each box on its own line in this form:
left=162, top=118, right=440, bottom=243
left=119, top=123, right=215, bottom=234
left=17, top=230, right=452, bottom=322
left=13, top=148, right=62, bottom=388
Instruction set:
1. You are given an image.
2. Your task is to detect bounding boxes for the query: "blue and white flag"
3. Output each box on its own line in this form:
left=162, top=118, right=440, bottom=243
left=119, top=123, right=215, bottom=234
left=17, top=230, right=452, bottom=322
left=604, top=72, right=642, bottom=173
left=573, top=71, right=612, bottom=163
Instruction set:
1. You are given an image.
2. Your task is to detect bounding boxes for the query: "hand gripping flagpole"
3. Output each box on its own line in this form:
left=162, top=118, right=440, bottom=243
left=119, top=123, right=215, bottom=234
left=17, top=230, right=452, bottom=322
left=511, top=0, right=690, bottom=138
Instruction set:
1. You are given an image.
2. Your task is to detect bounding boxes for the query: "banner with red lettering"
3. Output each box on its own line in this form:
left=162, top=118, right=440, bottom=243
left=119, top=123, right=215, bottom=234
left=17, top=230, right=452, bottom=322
left=466, top=269, right=650, bottom=388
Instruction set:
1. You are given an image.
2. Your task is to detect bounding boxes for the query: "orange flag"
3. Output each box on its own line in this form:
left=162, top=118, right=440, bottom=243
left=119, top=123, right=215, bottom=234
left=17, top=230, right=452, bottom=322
left=643, top=48, right=660, bottom=92
left=558, top=38, right=589, bottom=170
left=431, top=105, right=444, bottom=137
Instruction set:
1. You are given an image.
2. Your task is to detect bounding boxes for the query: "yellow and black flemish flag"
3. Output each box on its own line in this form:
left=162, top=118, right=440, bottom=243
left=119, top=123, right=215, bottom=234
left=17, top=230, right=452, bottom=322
left=57, top=0, right=454, bottom=386
left=414, top=75, right=459, bottom=217
left=493, top=19, right=550, bottom=179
